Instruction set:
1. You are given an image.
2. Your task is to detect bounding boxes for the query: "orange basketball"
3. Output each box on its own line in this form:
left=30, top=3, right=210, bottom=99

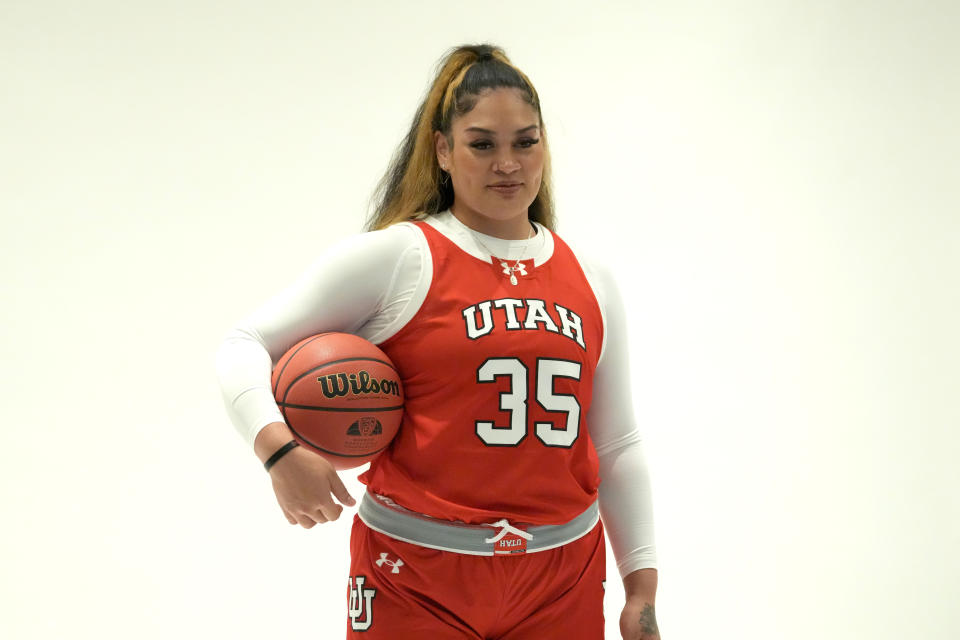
left=271, top=332, right=403, bottom=470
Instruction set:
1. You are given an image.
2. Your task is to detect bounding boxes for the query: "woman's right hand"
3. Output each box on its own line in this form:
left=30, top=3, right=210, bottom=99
left=268, top=446, right=356, bottom=527
left=255, top=421, right=356, bottom=528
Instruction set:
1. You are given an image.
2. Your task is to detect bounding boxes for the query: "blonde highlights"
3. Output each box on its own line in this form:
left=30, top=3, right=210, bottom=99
left=365, top=44, right=555, bottom=232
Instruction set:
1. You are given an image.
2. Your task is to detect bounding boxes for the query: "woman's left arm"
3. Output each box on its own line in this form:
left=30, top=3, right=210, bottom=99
left=583, top=257, right=660, bottom=639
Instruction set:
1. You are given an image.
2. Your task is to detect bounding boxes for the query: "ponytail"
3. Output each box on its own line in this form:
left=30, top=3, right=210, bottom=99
left=365, top=44, right=555, bottom=232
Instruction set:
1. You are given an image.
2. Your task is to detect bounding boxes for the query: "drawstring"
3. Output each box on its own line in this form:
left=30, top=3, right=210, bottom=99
left=482, top=519, right=534, bottom=544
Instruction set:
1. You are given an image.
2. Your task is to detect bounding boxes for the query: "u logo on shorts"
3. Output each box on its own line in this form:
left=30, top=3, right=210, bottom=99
left=348, top=575, right=376, bottom=631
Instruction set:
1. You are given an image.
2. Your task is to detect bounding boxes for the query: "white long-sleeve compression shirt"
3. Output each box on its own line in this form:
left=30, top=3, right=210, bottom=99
left=215, top=211, right=656, bottom=576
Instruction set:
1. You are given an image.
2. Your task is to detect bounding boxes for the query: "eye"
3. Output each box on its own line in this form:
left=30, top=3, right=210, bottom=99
left=470, top=140, right=493, bottom=150
left=516, top=137, right=540, bottom=148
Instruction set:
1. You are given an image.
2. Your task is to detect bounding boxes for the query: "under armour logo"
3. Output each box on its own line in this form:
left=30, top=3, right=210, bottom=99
left=499, top=260, right=528, bottom=285
left=348, top=575, right=376, bottom=631
left=375, top=552, right=404, bottom=574
left=499, top=260, right=528, bottom=277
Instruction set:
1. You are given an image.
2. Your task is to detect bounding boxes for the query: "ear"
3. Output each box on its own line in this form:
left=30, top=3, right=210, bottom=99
left=434, top=130, right=451, bottom=170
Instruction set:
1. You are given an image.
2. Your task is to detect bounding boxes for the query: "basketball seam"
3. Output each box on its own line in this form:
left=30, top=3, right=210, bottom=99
left=271, top=333, right=331, bottom=397
left=277, top=403, right=404, bottom=412
left=283, top=357, right=401, bottom=403
left=288, top=425, right=395, bottom=458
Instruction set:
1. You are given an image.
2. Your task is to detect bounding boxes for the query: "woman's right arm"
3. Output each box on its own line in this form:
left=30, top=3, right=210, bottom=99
left=214, top=223, right=425, bottom=527
left=254, top=420, right=357, bottom=527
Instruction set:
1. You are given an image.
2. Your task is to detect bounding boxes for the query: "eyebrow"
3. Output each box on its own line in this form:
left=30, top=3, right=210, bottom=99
left=465, top=125, right=539, bottom=135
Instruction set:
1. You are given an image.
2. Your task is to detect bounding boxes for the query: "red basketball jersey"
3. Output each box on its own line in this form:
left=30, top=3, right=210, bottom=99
left=358, top=221, right=604, bottom=525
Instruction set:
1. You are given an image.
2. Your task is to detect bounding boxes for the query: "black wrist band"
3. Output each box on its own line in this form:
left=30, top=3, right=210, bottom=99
left=264, top=440, right=299, bottom=471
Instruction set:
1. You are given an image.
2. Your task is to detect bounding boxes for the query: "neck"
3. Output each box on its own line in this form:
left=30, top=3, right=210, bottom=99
left=450, top=204, right=533, bottom=240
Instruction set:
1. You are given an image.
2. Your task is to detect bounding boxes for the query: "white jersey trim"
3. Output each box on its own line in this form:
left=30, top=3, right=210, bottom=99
left=423, top=210, right=555, bottom=267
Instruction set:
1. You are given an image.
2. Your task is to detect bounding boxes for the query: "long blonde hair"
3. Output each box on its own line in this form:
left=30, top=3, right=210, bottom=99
left=365, top=44, right=555, bottom=232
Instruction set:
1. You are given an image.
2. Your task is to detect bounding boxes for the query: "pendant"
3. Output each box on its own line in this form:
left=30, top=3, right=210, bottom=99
left=499, top=260, right=525, bottom=285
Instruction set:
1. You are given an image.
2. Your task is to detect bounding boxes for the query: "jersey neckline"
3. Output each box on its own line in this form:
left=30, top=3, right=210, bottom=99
left=420, top=210, right=556, bottom=267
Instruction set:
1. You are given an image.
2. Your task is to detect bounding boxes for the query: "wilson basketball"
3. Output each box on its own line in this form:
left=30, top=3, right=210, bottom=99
left=271, top=332, right=403, bottom=470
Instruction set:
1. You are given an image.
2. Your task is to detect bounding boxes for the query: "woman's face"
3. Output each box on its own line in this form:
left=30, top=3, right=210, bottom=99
left=435, top=88, right=544, bottom=239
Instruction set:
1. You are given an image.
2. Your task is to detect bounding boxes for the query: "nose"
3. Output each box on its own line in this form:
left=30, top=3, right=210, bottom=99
left=494, top=151, right=520, bottom=174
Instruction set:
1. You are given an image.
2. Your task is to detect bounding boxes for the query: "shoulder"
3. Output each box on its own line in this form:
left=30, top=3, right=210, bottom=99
left=552, top=231, right=619, bottom=312
left=304, top=221, right=428, bottom=277
left=550, top=231, right=625, bottom=364
left=337, top=221, right=424, bottom=256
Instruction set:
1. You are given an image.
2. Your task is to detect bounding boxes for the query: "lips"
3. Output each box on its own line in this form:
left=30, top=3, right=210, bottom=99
left=489, top=182, right=523, bottom=194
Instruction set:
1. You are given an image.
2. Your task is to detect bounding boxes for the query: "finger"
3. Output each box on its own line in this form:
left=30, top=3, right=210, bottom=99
left=282, top=508, right=297, bottom=525
left=295, top=513, right=318, bottom=529
left=317, top=501, right=344, bottom=522
left=327, top=472, right=356, bottom=507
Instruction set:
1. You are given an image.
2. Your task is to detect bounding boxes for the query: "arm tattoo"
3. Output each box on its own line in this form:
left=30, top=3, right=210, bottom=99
left=639, top=603, right=660, bottom=637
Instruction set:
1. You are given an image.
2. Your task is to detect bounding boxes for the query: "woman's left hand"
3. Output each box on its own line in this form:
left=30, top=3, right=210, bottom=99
left=619, top=596, right=660, bottom=640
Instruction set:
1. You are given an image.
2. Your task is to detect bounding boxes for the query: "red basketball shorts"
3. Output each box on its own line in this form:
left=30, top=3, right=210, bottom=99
left=346, top=515, right=606, bottom=639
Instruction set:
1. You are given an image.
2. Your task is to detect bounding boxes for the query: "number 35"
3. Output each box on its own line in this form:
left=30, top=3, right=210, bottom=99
left=475, top=357, right=582, bottom=448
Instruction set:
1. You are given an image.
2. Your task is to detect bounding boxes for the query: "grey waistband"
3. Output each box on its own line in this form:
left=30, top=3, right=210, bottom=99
left=357, top=492, right=600, bottom=556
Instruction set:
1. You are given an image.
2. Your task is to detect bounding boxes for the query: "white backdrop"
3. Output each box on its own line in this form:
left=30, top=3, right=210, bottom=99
left=2, top=1, right=958, bottom=638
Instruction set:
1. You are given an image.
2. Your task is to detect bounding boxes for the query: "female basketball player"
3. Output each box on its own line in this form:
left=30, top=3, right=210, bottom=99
left=216, top=44, right=659, bottom=639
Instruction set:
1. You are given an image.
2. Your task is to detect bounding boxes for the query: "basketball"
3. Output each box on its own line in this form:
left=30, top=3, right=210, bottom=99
left=271, top=332, right=403, bottom=469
